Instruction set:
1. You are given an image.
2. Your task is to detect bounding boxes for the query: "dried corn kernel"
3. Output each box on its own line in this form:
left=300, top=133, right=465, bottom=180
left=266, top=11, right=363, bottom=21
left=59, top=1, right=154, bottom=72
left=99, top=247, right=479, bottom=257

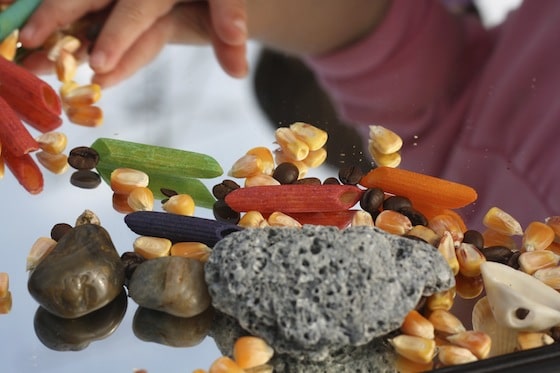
left=516, top=331, right=554, bottom=351
left=446, top=330, right=491, bottom=359
left=389, top=334, right=437, bottom=364
left=394, top=354, right=434, bottom=373
left=482, top=207, right=523, bottom=236
left=482, top=228, right=518, bottom=251
left=368, top=125, right=403, bottom=155
left=456, top=243, right=486, bottom=278
left=229, top=154, right=263, bottom=178
left=233, top=336, right=274, bottom=369
left=0, top=291, right=12, bottom=314
left=454, top=273, right=484, bottom=299
left=533, top=266, right=560, bottom=289
left=245, top=174, right=281, bottom=187
left=302, top=147, right=327, bottom=168
left=26, top=237, right=57, bottom=272
left=0, top=29, right=18, bottom=61
left=65, top=105, right=103, bottom=127
left=47, top=34, right=81, bottom=61
left=110, top=168, right=150, bottom=195
left=36, top=131, right=68, bottom=155
left=61, top=83, right=102, bottom=106
left=289, top=122, right=328, bottom=151
left=425, top=288, right=456, bottom=311
left=267, top=211, right=302, bottom=228
left=428, top=214, right=464, bottom=247
left=545, top=216, right=560, bottom=240
left=170, top=242, right=212, bottom=262
left=351, top=210, right=375, bottom=227
left=0, top=272, right=9, bottom=298
left=162, top=194, right=196, bottom=216
left=112, top=193, right=134, bottom=214
left=375, top=209, right=412, bottom=235
left=428, top=309, right=466, bottom=336
left=133, top=236, right=172, bottom=259
left=368, top=145, right=402, bottom=168
left=209, top=356, right=245, bottom=373
left=238, top=211, right=270, bottom=228
left=274, top=149, right=308, bottom=178
left=127, top=187, right=154, bottom=211
left=522, top=221, right=555, bottom=252
left=246, top=146, right=275, bottom=175
left=35, top=151, right=69, bottom=174
left=55, top=49, right=78, bottom=83
left=518, top=250, right=560, bottom=275
left=438, top=231, right=460, bottom=275
left=400, top=310, right=435, bottom=340
left=407, top=225, right=440, bottom=246
left=437, top=344, right=478, bottom=366
left=275, top=127, right=309, bottom=161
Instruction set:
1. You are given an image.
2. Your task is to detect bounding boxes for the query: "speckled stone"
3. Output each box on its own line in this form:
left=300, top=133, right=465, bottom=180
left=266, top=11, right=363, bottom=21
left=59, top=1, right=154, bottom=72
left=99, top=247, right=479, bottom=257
left=128, top=256, right=210, bottom=318
left=205, top=225, right=454, bottom=361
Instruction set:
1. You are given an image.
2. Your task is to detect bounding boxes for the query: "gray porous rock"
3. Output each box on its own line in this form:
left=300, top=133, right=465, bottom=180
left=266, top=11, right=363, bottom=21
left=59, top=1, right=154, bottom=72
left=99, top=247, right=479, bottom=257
left=205, top=225, right=454, bottom=361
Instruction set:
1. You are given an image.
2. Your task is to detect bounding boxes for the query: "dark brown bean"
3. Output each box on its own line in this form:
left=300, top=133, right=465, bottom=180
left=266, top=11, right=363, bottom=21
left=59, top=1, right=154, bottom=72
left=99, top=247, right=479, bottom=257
left=360, top=187, right=384, bottom=215
left=212, top=179, right=240, bottom=200
left=463, top=229, right=485, bottom=250
left=160, top=188, right=178, bottom=198
left=398, top=206, right=428, bottom=226
left=67, top=146, right=100, bottom=170
left=383, top=195, right=412, bottom=211
left=294, top=177, right=322, bottom=185
left=70, top=170, right=102, bottom=189
left=272, top=162, right=300, bottom=184
left=322, top=177, right=341, bottom=185
left=338, top=164, right=363, bottom=185
left=481, top=245, right=514, bottom=264
left=507, top=250, right=521, bottom=270
left=120, top=251, right=146, bottom=285
left=50, top=223, right=73, bottom=241
left=213, top=200, right=240, bottom=224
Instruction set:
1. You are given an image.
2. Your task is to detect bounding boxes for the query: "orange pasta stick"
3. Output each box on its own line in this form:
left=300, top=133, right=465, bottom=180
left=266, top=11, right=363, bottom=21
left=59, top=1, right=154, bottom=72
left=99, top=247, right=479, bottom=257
left=2, top=148, right=43, bottom=194
left=225, top=184, right=364, bottom=213
left=360, top=167, right=477, bottom=209
left=0, top=56, right=62, bottom=132
left=0, top=96, right=39, bottom=156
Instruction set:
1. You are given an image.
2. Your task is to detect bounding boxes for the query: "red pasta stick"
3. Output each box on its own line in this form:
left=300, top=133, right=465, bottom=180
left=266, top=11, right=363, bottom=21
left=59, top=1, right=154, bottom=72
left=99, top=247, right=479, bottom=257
left=2, top=148, right=44, bottom=194
left=0, top=96, right=39, bottom=156
left=0, top=56, right=62, bottom=132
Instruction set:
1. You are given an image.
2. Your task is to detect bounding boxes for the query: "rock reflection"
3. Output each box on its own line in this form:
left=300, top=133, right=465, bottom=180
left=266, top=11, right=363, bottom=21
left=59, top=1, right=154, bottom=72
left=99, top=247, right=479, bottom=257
left=33, top=289, right=127, bottom=351
left=132, top=306, right=214, bottom=347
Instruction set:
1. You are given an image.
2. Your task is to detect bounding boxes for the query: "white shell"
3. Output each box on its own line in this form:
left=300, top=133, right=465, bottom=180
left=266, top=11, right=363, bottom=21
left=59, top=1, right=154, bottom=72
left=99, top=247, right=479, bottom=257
left=480, top=261, right=560, bottom=331
left=472, top=296, right=517, bottom=356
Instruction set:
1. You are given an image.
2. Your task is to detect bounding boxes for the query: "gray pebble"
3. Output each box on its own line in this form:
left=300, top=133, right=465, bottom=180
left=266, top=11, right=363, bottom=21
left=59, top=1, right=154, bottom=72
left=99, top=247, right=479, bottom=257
left=205, top=225, right=454, bottom=360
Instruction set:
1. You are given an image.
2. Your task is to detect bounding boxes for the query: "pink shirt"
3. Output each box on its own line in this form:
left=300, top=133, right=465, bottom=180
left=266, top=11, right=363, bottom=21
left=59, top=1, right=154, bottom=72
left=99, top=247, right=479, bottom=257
left=306, top=0, right=560, bottom=230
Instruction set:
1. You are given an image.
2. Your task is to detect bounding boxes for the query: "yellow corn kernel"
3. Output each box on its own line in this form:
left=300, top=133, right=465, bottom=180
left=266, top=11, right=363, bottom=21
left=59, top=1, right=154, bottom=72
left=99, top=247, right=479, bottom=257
left=454, top=272, right=484, bottom=299
left=35, top=151, right=69, bottom=174
left=26, top=237, right=57, bottom=272
left=133, top=236, right=172, bottom=259
left=425, top=288, right=456, bottom=311
left=0, top=291, right=12, bottom=314
left=446, top=331, right=491, bottom=359
left=389, top=334, right=436, bottom=365
left=162, top=194, right=196, bottom=216
left=55, top=49, right=78, bottom=83
left=518, top=250, right=560, bottom=275
left=351, top=210, right=375, bottom=227
left=112, top=193, right=134, bottom=214
left=368, top=144, right=402, bottom=168
left=274, top=149, right=308, bottom=178
left=289, top=122, right=328, bottom=151
left=246, top=147, right=275, bottom=175
left=35, top=131, right=68, bottom=155
left=233, top=336, right=274, bottom=369
left=244, top=365, right=273, bottom=373
left=482, top=207, right=523, bottom=236
left=65, top=105, right=103, bottom=127
left=238, top=211, right=270, bottom=229
left=516, top=331, right=554, bottom=351
left=456, top=243, right=486, bottom=278
left=275, top=127, right=310, bottom=161
left=482, top=228, right=518, bottom=251
left=229, top=154, right=263, bottom=178
left=394, top=354, right=434, bottom=373
left=428, top=214, right=464, bottom=247
left=533, top=266, right=560, bottom=290
left=209, top=356, right=245, bottom=373
left=545, top=216, right=560, bottom=240
left=0, top=272, right=9, bottom=298
left=267, top=211, right=302, bottom=228
left=437, top=345, right=478, bottom=366
left=60, top=80, right=80, bottom=98
left=302, top=147, right=327, bottom=169
left=400, top=310, right=435, bottom=340
left=244, top=174, right=281, bottom=187
left=522, top=221, right=555, bottom=252
left=127, top=186, right=154, bottom=211
left=192, top=370, right=207, bottom=373
left=47, top=34, right=81, bottom=61
left=428, top=309, right=466, bottom=336
left=170, top=242, right=212, bottom=262
left=375, top=210, right=412, bottom=235
left=407, top=225, right=440, bottom=246
left=438, top=231, right=460, bottom=275
left=62, top=83, right=102, bottom=106
left=110, top=168, right=149, bottom=195
left=368, top=125, right=403, bottom=155
left=0, top=29, right=18, bottom=61
left=545, top=241, right=560, bottom=255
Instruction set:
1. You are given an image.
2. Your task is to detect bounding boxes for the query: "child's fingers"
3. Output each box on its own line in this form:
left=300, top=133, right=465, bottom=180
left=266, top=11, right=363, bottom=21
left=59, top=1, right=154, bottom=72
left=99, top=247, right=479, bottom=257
left=207, top=0, right=247, bottom=46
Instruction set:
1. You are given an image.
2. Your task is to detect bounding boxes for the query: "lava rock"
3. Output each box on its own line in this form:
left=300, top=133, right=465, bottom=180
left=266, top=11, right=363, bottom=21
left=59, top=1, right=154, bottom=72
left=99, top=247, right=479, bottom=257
left=128, top=256, right=210, bottom=318
left=28, top=224, right=125, bottom=319
left=205, top=225, right=454, bottom=361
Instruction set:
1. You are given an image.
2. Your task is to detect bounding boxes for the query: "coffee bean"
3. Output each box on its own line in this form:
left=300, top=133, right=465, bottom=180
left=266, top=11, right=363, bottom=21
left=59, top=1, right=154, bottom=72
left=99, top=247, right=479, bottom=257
left=273, top=162, right=300, bottom=184
left=360, top=188, right=384, bottom=215
left=463, top=230, right=485, bottom=250
left=294, top=177, right=322, bottom=185
left=322, top=177, right=341, bottom=185
left=50, top=223, right=73, bottom=241
left=481, top=245, right=514, bottom=264
left=338, top=164, right=363, bottom=185
left=383, top=195, right=412, bottom=211
left=398, top=206, right=428, bottom=226
left=67, top=146, right=100, bottom=170
left=213, top=200, right=240, bottom=224
left=212, top=179, right=240, bottom=200
left=70, top=170, right=102, bottom=189
left=160, top=188, right=178, bottom=198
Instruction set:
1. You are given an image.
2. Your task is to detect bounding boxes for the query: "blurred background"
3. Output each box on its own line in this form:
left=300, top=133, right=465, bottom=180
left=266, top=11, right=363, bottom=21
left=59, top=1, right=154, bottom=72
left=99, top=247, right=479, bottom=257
left=1, top=1, right=521, bottom=372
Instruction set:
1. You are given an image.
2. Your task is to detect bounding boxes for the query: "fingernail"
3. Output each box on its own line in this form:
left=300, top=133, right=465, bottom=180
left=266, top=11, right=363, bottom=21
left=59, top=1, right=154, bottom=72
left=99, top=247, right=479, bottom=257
left=89, top=50, right=106, bottom=71
left=232, top=18, right=247, bottom=44
left=19, top=25, right=35, bottom=44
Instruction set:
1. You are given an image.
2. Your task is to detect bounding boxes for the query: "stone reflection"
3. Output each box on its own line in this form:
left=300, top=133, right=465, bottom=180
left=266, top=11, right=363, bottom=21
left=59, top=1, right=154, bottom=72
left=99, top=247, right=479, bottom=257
left=132, top=306, right=214, bottom=348
left=33, top=289, right=127, bottom=351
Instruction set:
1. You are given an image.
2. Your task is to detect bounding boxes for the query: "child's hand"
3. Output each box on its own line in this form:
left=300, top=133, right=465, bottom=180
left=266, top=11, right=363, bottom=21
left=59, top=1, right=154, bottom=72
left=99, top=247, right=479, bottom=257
left=19, top=0, right=248, bottom=87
